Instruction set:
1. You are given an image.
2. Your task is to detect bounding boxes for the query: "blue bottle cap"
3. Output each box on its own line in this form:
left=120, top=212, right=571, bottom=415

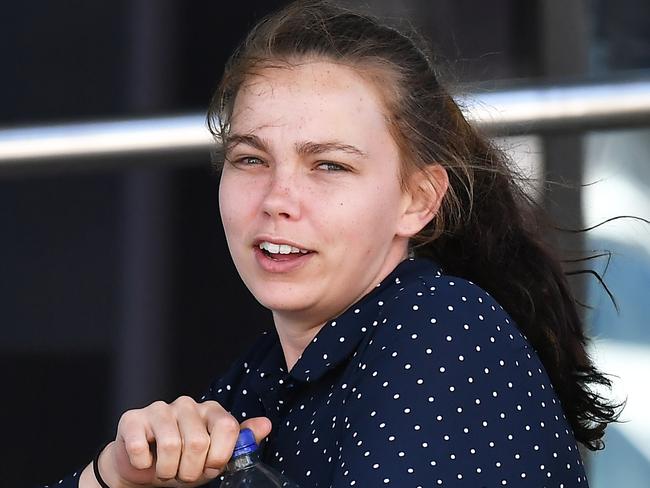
left=233, top=428, right=258, bottom=457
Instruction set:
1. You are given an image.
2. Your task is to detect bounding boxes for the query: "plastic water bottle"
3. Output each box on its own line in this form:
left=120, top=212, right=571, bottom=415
left=220, top=428, right=301, bottom=487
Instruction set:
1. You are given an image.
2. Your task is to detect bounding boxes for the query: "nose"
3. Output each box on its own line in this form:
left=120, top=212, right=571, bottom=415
left=261, top=168, right=301, bottom=220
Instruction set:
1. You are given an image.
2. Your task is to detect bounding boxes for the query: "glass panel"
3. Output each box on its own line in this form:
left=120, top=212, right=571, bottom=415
left=582, top=127, right=650, bottom=487
left=493, top=135, right=544, bottom=200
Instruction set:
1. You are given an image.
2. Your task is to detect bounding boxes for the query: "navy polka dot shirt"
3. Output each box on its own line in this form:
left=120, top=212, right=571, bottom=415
left=48, top=257, right=589, bottom=487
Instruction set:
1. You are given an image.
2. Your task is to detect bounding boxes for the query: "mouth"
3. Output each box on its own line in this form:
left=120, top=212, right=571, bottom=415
left=256, top=240, right=314, bottom=259
left=252, top=238, right=315, bottom=269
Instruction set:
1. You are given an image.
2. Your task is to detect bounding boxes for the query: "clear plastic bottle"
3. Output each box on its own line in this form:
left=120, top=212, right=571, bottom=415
left=220, top=428, right=302, bottom=487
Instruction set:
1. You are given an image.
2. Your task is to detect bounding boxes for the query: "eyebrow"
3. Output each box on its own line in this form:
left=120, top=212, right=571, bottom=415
left=226, top=133, right=368, bottom=158
left=225, top=133, right=268, bottom=154
left=296, top=141, right=368, bottom=158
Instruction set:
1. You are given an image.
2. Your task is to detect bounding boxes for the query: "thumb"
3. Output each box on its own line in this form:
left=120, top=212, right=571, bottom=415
left=240, top=416, right=273, bottom=445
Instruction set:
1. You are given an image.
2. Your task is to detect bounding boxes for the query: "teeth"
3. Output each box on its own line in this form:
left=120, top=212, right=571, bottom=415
left=259, top=241, right=310, bottom=254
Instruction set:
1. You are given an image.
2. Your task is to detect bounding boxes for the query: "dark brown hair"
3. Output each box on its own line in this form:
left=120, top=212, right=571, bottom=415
left=207, top=0, right=621, bottom=450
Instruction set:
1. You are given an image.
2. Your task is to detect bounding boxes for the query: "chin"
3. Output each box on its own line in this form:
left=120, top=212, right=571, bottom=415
left=256, top=295, right=311, bottom=313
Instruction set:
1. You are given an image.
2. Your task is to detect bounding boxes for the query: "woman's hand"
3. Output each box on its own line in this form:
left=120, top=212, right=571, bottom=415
left=85, top=396, right=271, bottom=488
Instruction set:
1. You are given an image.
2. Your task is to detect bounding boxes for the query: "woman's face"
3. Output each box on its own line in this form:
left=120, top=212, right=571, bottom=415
left=219, top=60, right=419, bottom=327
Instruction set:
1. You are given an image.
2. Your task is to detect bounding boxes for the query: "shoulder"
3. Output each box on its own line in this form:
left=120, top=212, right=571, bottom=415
left=385, top=261, right=503, bottom=319
left=351, top=265, right=558, bottom=430
left=372, top=264, right=529, bottom=357
left=336, top=266, right=585, bottom=486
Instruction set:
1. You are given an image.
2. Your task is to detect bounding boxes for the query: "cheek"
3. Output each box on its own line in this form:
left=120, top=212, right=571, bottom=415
left=326, top=185, right=402, bottom=243
left=218, top=176, right=247, bottom=231
left=360, top=181, right=403, bottom=219
left=218, top=185, right=232, bottom=224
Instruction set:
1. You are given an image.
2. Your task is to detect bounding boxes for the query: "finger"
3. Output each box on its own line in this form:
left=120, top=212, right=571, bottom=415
left=240, top=417, right=273, bottom=445
left=147, top=401, right=183, bottom=480
left=173, top=396, right=211, bottom=483
left=117, top=409, right=154, bottom=470
left=200, top=401, right=241, bottom=471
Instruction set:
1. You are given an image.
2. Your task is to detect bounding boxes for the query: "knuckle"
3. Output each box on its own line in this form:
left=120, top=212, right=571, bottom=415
left=198, top=400, right=224, bottom=418
left=200, top=399, right=225, bottom=414
left=149, top=400, right=170, bottom=411
left=201, top=399, right=223, bottom=409
left=217, top=414, right=240, bottom=435
left=124, top=438, right=149, bottom=456
left=173, top=395, right=196, bottom=409
left=148, top=401, right=176, bottom=424
left=187, top=434, right=210, bottom=454
left=157, top=436, right=182, bottom=453
left=118, top=409, right=141, bottom=428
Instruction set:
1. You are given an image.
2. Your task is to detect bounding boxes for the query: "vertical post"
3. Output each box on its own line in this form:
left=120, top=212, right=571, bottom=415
left=113, top=0, right=178, bottom=419
left=538, top=0, right=591, bottom=470
left=538, top=0, right=589, bottom=300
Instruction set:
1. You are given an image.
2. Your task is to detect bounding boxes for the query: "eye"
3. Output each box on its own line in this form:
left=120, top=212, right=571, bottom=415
left=241, top=156, right=264, bottom=165
left=231, top=156, right=264, bottom=166
left=317, top=161, right=346, bottom=171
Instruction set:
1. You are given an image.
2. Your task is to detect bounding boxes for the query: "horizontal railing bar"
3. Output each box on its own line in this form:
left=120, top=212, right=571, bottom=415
left=1, top=77, right=649, bottom=168
left=0, top=113, right=212, bottom=166
left=463, top=77, right=650, bottom=134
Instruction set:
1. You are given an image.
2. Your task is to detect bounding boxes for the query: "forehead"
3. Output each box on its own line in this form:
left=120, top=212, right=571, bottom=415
left=230, top=61, right=391, bottom=139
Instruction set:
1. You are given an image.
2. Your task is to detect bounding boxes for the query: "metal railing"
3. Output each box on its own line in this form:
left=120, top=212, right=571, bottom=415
left=1, top=76, right=649, bottom=169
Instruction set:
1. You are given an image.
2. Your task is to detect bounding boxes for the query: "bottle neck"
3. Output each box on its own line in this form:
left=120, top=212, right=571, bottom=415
left=226, top=450, right=260, bottom=472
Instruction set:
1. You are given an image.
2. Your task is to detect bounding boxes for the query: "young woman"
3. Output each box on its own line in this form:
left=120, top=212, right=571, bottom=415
left=49, top=1, right=619, bottom=487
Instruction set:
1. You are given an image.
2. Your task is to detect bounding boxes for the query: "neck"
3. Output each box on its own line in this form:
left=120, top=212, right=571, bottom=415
left=273, top=248, right=411, bottom=371
left=273, top=312, right=326, bottom=371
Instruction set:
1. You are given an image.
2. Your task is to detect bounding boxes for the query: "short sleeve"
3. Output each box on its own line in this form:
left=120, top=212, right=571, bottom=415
left=330, top=277, right=588, bottom=487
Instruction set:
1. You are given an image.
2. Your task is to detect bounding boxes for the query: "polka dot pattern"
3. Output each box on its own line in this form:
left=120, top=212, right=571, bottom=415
left=46, top=258, right=589, bottom=487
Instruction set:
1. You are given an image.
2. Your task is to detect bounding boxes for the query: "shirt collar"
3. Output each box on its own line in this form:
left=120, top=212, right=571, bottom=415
left=287, top=257, right=442, bottom=383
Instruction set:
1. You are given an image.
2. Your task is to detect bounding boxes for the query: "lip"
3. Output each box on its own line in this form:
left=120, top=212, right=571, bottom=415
left=254, top=246, right=314, bottom=273
left=252, top=235, right=316, bottom=273
left=253, top=236, right=314, bottom=252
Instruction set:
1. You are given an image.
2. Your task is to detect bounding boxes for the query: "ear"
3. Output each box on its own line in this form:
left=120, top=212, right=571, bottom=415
left=396, top=164, right=449, bottom=238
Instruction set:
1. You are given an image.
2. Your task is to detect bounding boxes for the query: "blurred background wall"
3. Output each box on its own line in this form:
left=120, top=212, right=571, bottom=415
left=0, top=1, right=648, bottom=486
